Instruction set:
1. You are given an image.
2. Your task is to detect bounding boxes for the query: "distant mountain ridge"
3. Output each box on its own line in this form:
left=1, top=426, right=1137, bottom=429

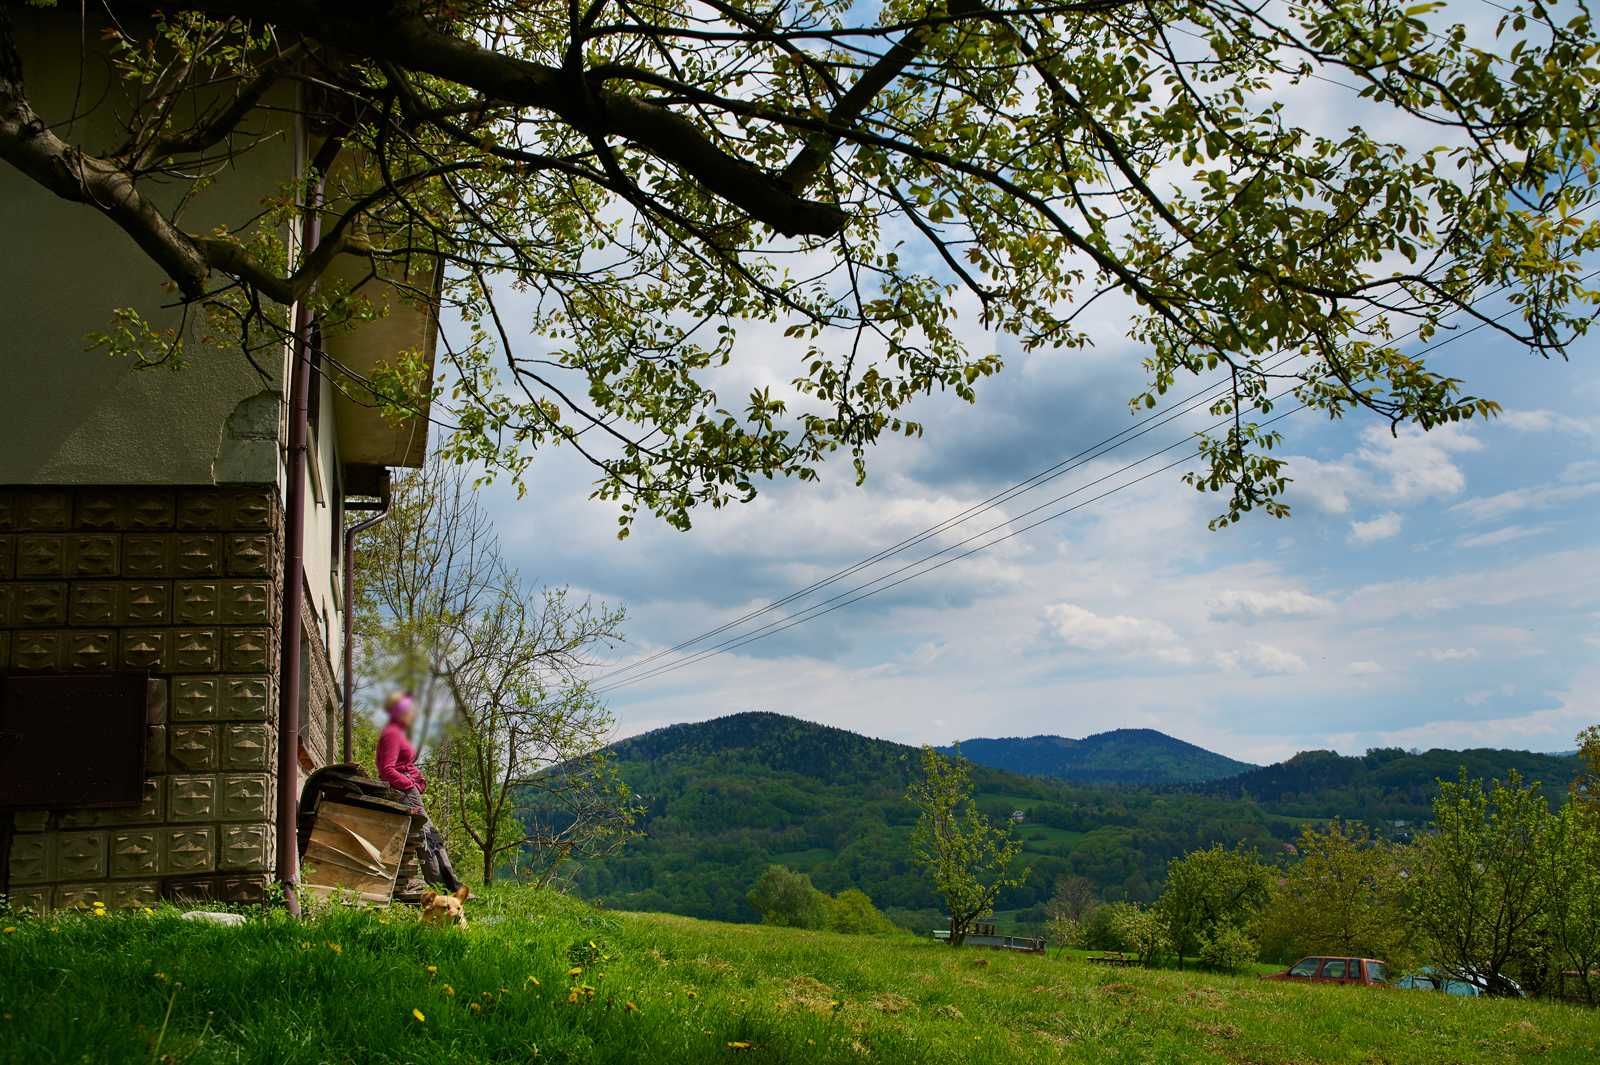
left=940, top=728, right=1256, bottom=786
left=565, top=712, right=1583, bottom=930
left=1192, top=745, right=1582, bottom=815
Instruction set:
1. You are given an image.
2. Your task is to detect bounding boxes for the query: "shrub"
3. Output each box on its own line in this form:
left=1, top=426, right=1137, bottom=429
left=825, top=889, right=898, bottom=936
left=1080, top=904, right=1122, bottom=951
left=1199, top=925, right=1258, bottom=974
left=746, top=865, right=828, bottom=929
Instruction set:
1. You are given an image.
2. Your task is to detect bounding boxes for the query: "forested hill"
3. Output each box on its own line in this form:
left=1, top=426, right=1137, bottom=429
left=942, top=729, right=1254, bottom=786
left=1194, top=745, right=1582, bottom=818
left=566, top=712, right=1584, bottom=931
left=605, top=711, right=915, bottom=786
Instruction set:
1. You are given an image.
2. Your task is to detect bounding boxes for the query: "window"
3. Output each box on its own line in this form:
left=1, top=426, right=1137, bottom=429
left=1320, top=960, right=1347, bottom=980
left=1367, top=962, right=1387, bottom=984
left=1289, top=959, right=1320, bottom=977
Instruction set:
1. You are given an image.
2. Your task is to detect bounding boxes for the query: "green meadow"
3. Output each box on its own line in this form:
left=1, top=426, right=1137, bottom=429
left=3, top=887, right=1595, bottom=1064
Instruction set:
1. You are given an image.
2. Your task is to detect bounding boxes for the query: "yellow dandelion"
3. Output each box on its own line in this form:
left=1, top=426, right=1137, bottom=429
left=326, top=942, right=342, bottom=955
left=567, top=965, right=583, bottom=977
left=142, top=908, right=154, bottom=916
left=624, top=1001, right=638, bottom=1013
left=685, top=990, right=698, bottom=1000
left=153, top=972, right=168, bottom=982
left=481, top=991, right=494, bottom=1002
left=567, top=988, right=580, bottom=1005
left=468, top=1002, right=482, bottom=1014
left=2, top=928, right=15, bottom=935
left=442, top=984, right=455, bottom=997
left=727, top=1042, right=753, bottom=1051
left=412, top=1008, right=426, bottom=1023
left=525, top=975, right=541, bottom=987
left=426, top=965, right=438, bottom=975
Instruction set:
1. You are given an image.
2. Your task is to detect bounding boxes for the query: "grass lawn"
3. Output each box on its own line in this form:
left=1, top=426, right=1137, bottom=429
left=3, top=887, right=1596, bottom=1064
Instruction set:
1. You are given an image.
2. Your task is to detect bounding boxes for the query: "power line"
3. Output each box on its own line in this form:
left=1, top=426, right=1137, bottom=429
left=594, top=270, right=1597, bottom=696
left=590, top=238, right=1590, bottom=690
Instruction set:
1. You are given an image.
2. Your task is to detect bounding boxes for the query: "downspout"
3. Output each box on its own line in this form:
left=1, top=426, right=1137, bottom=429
left=276, top=212, right=317, bottom=916
left=341, top=478, right=391, bottom=763
left=277, top=130, right=340, bottom=914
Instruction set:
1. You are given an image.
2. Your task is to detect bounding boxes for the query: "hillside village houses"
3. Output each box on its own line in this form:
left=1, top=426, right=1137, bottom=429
left=0, top=13, right=436, bottom=912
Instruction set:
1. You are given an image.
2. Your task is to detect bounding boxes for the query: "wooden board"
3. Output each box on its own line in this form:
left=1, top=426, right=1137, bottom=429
left=300, top=800, right=412, bottom=904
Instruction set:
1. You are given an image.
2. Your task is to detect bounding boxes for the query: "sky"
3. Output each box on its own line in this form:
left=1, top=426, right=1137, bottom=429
left=473, top=305, right=1598, bottom=765
left=458, top=8, right=1600, bottom=766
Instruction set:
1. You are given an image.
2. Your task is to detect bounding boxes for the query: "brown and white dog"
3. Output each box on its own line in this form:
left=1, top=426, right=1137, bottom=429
left=419, top=885, right=471, bottom=928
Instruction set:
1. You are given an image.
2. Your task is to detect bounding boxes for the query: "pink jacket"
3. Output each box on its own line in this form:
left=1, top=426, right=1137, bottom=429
left=375, top=721, right=426, bottom=793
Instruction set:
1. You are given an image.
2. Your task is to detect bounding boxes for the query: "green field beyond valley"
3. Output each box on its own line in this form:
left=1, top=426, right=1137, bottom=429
left=3, top=886, right=1596, bottom=1065
left=568, top=712, right=1583, bottom=930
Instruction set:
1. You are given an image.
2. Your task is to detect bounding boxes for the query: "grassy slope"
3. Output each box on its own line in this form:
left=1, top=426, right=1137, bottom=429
left=4, top=889, right=1596, bottom=1064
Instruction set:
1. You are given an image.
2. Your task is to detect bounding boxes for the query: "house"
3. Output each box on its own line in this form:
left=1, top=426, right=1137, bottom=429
left=1009, top=810, right=1026, bottom=825
left=0, top=11, right=436, bottom=912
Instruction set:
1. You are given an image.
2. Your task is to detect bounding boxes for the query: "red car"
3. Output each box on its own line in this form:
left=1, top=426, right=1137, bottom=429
left=1264, top=956, right=1389, bottom=986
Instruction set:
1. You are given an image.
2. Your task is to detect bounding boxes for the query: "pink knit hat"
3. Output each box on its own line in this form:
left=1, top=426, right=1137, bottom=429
left=386, top=692, right=415, bottom=721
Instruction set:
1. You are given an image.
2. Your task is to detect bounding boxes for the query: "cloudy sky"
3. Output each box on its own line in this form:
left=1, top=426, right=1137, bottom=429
left=458, top=8, right=1598, bottom=766
left=466, top=298, right=1597, bottom=765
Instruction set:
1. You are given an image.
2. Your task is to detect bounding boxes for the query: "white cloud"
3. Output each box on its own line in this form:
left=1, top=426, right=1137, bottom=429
left=1356, top=424, right=1482, bottom=504
left=1216, top=642, right=1308, bottom=676
left=1287, top=456, right=1367, bottom=514
left=1561, top=459, right=1600, bottom=484
left=1422, top=647, right=1479, bottom=663
left=1044, top=603, right=1197, bottom=666
left=1290, top=423, right=1485, bottom=517
left=1207, top=588, right=1335, bottom=622
left=1450, top=480, right=1600, bottom=525
left=1499, top=409, right=1600, bottom=436
left=1349, top=511, right=1403, bottom=545
left=1456, top=525, right=1547, bottom=549
left=1346, top=660, right=1383, bottom=676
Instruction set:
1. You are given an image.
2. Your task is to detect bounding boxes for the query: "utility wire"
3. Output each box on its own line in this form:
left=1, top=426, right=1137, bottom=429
left=589, top=242, right=1582, bottom=690
left=594, top=269, right=1598, bottom=696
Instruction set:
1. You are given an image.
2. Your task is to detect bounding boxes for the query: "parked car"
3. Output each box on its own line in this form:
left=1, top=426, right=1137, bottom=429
left=1263, top=956, right=1389, bottom=986
left=1396, top=967, right=1480, bottom=996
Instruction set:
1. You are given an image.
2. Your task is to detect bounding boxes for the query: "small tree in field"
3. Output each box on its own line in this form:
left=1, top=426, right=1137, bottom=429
left=1575, top=726, right=1600, bottom=818
left=1108, top=902, right=1169, bottom=967
left=1156, top=844, right=1270, bottom=971
left=1411, top=770, right=1551, bottom=996
left=433, top=582, right=634, bottom=885
left=1046, top=874, right=1099, bottom=923
left=358, top=451, right=637, bottom=886
left=1259, top=821, right=1408, bottom=964
left=1538, top=801, right=1600, bottom=1005
left=908, top=747, right=1027, bottom=946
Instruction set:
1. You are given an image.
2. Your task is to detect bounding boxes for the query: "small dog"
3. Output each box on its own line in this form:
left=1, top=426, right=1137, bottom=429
left=420, top=885, right=471, bottom=928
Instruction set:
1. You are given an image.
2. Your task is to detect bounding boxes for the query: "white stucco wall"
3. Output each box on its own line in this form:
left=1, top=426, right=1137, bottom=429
left=304, top=371, right=345, bottom=681
left=0, top=11, right=296, bottom=489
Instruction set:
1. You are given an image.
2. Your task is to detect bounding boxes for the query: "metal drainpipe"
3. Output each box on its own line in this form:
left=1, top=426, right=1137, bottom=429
left=341, top=480, right=391, bottom=763
left=276, top=184, right=322, bottom=916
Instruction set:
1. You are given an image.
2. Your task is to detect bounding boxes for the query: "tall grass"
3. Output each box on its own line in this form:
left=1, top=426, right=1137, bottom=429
left=2, top=886, right=1595, bottom=1063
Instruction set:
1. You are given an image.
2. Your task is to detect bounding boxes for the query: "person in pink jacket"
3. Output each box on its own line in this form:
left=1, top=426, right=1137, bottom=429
left=376, top=692, right=463, bottom=894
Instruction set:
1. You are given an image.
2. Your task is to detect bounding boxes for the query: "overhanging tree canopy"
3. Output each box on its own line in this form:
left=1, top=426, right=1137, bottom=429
left=2, top=0, right=1597, bottom=531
